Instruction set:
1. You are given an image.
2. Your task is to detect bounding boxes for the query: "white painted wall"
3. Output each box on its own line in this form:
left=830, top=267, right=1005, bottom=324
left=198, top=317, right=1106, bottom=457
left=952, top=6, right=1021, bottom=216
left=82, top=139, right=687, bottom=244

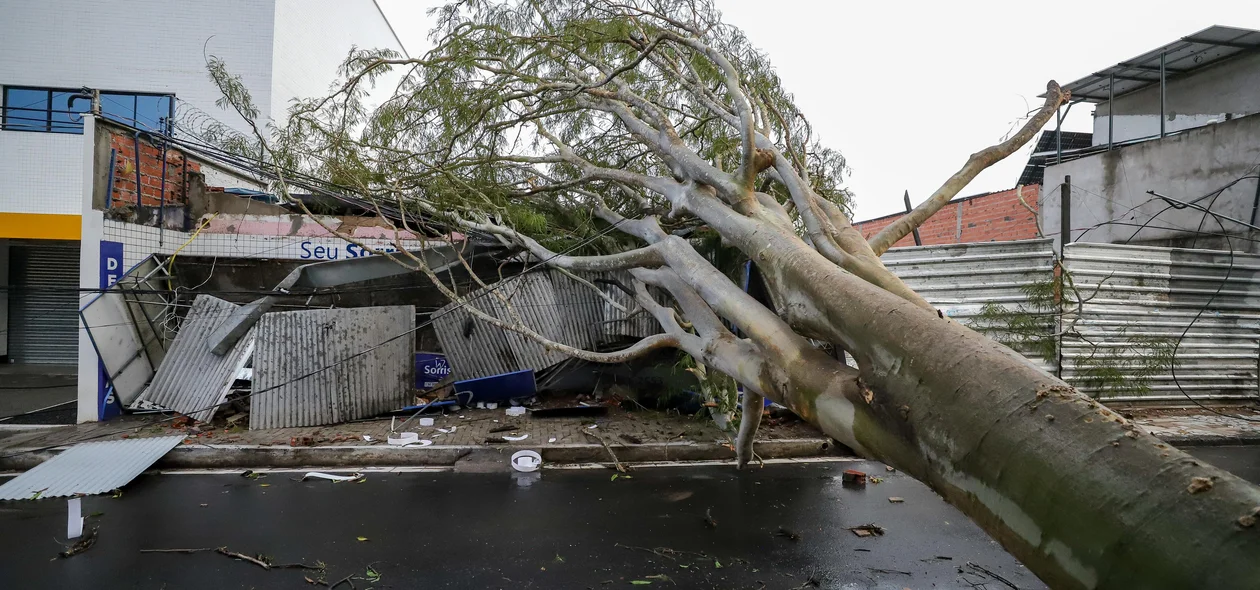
left=0, top=133, right=83, bottom=215
left=1091, top=52, right=1260, bottom=146
left=270, top=0, right=407, bottom=124
left=0, top=0, right=277, bottom=133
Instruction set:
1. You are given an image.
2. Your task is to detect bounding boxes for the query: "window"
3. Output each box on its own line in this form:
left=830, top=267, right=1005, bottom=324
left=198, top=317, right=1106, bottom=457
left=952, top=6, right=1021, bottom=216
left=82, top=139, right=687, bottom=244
left=2, top=86, right=173, bottom=133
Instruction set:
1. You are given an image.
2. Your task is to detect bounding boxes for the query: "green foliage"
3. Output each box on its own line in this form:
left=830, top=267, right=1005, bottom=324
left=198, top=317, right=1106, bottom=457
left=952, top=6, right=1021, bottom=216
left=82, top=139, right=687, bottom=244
left=977, top=267, right=1179, bottom=398
left=203, top=0, right=854, bottom=262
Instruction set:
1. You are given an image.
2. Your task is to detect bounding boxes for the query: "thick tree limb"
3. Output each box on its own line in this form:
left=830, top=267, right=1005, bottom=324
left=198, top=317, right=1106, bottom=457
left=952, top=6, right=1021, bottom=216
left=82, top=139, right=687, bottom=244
left=868, top=81, right=1068, bottom=254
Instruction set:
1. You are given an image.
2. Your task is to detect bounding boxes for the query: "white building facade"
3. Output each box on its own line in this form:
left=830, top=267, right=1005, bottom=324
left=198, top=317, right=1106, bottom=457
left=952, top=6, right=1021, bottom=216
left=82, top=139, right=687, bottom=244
left=0, top=0, right=405, bottom=421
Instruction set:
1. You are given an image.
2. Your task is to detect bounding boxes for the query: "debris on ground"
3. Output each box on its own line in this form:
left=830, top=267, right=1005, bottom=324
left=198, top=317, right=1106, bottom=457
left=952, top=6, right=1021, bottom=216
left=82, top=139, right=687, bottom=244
left=773, top=527, right=801, bottom=541
left=510, top=450, right=542, bottom=473
left=620, top=433, right=644, bottom=445
left=888, top=497, right=904, bottom=503
left=502, top=433, right=529, bottom=441
left=703, top=508, right=718, bottom=529
left=489, top=424, right=516, bottom=433
left=847, top=523, right=885, bottom=537
left=301, top=472, right=365, bottom=483
left=841, top=469, right=867, bottom=486
left=140, top=547, right=324, bottom=572
left=961, top=561, right=1019, bottom=589
left=531, top=406, right=609, bottom=418
left=584, top=429, right=628, bottom=473
left=58, top=527, right=99, bottom=559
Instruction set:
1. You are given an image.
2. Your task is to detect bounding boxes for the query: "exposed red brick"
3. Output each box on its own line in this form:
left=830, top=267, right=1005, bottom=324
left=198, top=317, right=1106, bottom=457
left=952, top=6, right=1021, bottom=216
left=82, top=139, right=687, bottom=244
left=854, top=186, right=1041, bottom=247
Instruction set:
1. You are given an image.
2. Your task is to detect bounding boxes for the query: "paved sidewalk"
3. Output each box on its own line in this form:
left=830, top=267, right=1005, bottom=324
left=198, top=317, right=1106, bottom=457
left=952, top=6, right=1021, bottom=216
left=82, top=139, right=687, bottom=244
left=1125, top=406, right=1260, bottom=445
left=0, top=405, right=835, bottom=470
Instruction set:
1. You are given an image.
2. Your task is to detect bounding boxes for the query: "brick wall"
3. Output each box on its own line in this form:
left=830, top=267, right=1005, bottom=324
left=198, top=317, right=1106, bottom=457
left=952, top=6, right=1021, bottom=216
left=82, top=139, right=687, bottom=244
left=854, top=186, right=1042, bottom=248
left=106, top=126, right=201, bottom=209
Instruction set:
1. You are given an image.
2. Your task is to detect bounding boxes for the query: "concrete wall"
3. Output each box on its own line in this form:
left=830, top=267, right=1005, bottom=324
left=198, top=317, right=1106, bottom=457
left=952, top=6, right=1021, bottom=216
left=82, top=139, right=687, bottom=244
left=1093, top=52, right=1260, bottom=145
left=270, top=0, right=406, bottom=124
left=1042, top=113, right=1260, bottom=252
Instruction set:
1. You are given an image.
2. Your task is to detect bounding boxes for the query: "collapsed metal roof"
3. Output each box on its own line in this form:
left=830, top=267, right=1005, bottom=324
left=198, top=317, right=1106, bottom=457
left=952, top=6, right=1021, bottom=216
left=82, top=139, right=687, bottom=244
left=1054, top=26, right=1260, bottom=103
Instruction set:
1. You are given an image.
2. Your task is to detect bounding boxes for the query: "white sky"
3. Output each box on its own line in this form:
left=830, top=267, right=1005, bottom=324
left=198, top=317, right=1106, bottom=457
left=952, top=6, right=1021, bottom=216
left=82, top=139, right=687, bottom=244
left=376, top=0, right=1260, bottom=220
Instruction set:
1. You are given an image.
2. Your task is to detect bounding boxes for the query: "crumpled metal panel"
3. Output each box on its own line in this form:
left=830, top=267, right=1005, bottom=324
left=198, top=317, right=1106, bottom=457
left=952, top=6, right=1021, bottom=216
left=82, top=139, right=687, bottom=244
left=434, top=273, right=575, bottom=379
left=0, top=436, right=185, bottom=500
left=881, top=239, right=1058, bottom=374
left=1062, top=242, right=1260, bottom=402
left=133, top=296, right=256, bottom=423
left=433, top=270, right=667, bottom=380
left=250, top=305, right=414, bottom=429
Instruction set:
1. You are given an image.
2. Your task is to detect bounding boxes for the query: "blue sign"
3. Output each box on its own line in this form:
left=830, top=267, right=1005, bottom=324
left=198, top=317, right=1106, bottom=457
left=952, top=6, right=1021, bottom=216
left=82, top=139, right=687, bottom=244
left=300, top=241, right=398, bottom=261
left=99, top=241, right=123, bottom=289
left=415, top=353, right=451, bottom=390
left=98, top=241, right=124, bottom=421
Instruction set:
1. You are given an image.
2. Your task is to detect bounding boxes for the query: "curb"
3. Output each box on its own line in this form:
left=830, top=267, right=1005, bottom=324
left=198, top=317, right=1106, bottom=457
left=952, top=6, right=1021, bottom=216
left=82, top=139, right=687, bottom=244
left=0, top=438, right=841, bottom=471
left=1160, top=434, right=1260, bottom=447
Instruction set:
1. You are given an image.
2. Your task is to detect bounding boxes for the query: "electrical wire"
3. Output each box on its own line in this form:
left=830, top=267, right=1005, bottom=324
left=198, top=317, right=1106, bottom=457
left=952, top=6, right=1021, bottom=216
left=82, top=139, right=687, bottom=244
left=0, top=216, right=631, bottom=454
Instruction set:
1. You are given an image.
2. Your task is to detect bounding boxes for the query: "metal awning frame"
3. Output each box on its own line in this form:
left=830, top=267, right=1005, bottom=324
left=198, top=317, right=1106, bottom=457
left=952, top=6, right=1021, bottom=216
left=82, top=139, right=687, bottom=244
left=1045, top=26, right=1260, bottom=159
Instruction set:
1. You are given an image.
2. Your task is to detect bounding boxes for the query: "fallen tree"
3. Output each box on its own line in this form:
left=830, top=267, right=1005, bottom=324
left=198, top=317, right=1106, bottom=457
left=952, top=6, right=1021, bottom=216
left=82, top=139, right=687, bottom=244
left=208, top=1, right=1260, bottom=587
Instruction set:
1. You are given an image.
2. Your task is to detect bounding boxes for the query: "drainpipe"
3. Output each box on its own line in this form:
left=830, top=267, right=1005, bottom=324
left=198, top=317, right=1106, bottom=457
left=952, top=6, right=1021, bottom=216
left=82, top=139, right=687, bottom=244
left=133, top=131, right=143, bottom=208
left=157, top=122, right=169, bottom=246
left=105, top=148, right=117, bottom=209
left=1159, top=51, right=1167, bottom=138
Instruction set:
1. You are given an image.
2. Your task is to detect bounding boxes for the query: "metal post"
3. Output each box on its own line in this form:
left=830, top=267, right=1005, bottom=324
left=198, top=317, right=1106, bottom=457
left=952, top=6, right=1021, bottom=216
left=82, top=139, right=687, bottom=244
left=1055, top=108, right=1063, bottom=164
left=1061, top=175, right=1072, bottom=256
left=903, top=190, right=922, bottom=246
left=1159, top=51, right=1167, bottom=138
left=1107, top=74, right=1114, bottom=150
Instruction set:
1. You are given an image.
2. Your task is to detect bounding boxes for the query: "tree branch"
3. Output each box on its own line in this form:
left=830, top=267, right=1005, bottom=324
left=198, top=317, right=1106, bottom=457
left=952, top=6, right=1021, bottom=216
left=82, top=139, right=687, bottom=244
left=868, top=81, right=1068, bottom=255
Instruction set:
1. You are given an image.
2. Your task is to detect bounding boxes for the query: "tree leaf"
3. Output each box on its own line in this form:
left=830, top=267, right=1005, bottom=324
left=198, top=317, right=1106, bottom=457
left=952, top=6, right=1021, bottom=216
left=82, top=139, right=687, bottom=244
left=356, top=536, right=369, bottom=542
left=630, top=582, right=652, bottom=585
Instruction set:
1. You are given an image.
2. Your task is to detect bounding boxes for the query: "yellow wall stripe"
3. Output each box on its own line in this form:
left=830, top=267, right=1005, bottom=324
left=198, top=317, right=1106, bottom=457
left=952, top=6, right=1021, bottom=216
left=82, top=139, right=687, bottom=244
left=0, top=213, right=81, bottom=240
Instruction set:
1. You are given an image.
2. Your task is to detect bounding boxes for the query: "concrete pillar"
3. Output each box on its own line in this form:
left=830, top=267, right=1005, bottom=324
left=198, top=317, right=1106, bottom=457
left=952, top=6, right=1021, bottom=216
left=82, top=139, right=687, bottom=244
left=76, top=115, right=103, bottom=423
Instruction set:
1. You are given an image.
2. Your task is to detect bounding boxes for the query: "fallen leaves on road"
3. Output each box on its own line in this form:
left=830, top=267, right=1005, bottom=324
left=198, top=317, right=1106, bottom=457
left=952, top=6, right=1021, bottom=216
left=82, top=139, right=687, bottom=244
left=57, top=527, right=99, bottom=559
left=356, top=536, right=369, bottom=542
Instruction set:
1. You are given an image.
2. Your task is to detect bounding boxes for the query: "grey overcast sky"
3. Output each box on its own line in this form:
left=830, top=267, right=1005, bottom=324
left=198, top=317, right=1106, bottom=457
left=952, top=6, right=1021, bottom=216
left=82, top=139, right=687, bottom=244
left=376, top=0, right=1260, bottom=220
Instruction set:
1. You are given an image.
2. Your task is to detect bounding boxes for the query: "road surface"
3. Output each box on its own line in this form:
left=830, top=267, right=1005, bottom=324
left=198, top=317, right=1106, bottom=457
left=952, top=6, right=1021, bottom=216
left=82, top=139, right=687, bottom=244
left=0, top=460, right=1041, bottom=589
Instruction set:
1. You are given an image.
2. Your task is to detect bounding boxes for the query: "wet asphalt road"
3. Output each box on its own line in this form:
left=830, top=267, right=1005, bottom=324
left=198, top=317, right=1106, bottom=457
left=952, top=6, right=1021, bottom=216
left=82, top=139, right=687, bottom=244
left=0, top=460, right=1043, bottom=590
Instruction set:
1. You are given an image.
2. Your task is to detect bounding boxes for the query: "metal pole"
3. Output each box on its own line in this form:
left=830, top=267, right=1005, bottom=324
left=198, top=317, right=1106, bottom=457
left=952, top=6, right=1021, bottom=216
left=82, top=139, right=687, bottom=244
left=1061, top=175, right=1072, bottom=257
left=1055, top=108, right=1063, bottom=164
left=903, top=190, right=922, bottom=246
left=1160, top=51, right=1167, bottom=138
left=1108, top=74, right=1114, bottom=150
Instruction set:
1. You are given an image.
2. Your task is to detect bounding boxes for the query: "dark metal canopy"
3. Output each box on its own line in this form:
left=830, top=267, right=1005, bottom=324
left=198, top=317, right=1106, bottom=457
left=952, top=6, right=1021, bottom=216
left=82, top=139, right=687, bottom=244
left=1050, top=25, right=1260, bottom=103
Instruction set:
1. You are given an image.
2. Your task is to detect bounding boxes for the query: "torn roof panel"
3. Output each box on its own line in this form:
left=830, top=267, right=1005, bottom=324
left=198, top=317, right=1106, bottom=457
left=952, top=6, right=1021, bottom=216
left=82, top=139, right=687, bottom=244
left=0, top=436, right=185, bottom=501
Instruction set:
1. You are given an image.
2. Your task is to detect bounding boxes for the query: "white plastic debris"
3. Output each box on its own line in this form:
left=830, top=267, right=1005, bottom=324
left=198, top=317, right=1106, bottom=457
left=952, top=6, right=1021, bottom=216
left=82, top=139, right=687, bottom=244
left=409, top=439, right=433, bottom=447
left=388, top=432, right=419, bottom=446
left=437, top=426, right=457, bottom=434
left=503, top=434, right=529, bottom=442
left=506, top=407, right=526, bottom=417
left=301, top=472, right=364, bottom=482
left=486, top=402, right=499, bottom=410
left=587, top=424, right=599, bottom=430
left=67, top=498, right=83, bottom=539
left=362, top=435, right=373, bottom=442
left=511, top=450, right=542, bottom=473
left=548, top=437, right=557, bottom=443
left=418, top=417, right=435, bottom=427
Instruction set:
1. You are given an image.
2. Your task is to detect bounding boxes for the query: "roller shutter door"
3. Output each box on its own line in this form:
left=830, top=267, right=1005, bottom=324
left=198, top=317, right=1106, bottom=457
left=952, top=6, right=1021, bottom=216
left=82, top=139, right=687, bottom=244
left=8, top=240, right=79, bottom=364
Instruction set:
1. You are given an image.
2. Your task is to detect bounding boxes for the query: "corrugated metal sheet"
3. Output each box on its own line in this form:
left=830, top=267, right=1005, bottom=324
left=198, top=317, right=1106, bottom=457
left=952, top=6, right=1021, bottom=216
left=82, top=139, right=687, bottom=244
left=250, top=305, right=414, bottom=429
left=433, top=270, right=664, bottom=379
left=80, top=256, right=175, bottom=406
left=881, top=239, right=1058, bottom=373
left=1061, top=242, right=1260, bottom=402
left=0, top=436, right=185, bottom=500
left=132, top=296, right=256, bottom=422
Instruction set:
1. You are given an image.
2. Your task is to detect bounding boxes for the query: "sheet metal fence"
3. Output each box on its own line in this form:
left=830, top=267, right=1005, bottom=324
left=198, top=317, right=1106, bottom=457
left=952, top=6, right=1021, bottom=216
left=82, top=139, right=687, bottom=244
left=1060, top=242, right=1260, bottom=402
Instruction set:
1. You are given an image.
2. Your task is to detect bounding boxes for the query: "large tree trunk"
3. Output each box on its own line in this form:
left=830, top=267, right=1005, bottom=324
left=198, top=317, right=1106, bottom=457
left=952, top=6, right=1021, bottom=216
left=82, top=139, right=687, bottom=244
left=751, top=233, right=1260, bottom=590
